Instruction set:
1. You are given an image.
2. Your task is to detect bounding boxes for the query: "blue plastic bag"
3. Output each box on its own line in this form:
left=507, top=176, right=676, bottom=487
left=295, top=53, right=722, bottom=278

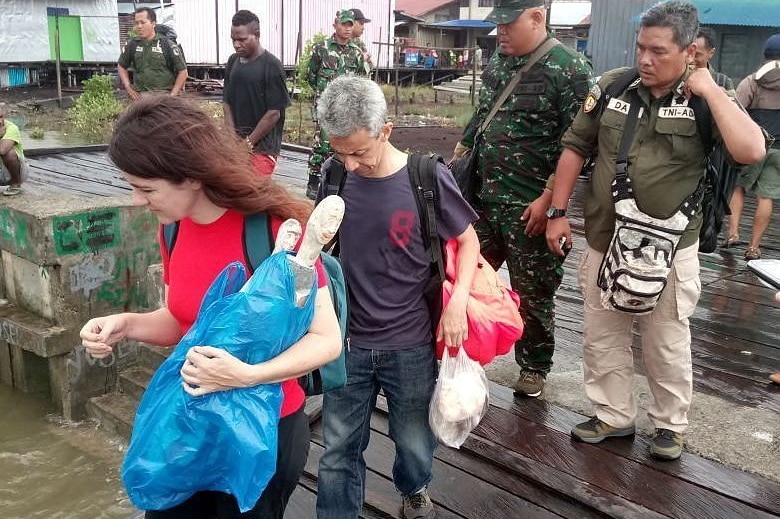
left=122, top=253, right=317, bottom=512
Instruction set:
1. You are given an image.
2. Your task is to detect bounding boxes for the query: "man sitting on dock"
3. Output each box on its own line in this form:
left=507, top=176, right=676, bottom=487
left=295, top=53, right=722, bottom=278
left=0, top=104, right=26, bottom=197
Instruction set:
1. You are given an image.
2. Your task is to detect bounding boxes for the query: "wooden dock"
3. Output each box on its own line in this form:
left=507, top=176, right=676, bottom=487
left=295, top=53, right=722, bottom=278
left=24, top=149, right=780, bottom=519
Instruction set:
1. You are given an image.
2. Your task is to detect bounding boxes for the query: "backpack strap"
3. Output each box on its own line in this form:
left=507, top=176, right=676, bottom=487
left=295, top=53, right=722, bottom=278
left=593, top=68, right=640, bottom=119
left=317, top=157, right=347, bottom=203
left=225, top=53, right=239, bottom=82
left=162, top=221, right=179, bottom=257
left=161, top=214, right=272, bottom=274
left=157, top=36, right=177, bottom=75
left=126, top=39, right=139, bottom=68
left=611, top=91, right=642, bottom=202
left=408, top=153, right=446, bottom=282
left=317, top=157, right=348, bottom=255
left=689, top=95, right=714, bottom=154
left=243, top=213, right=273, bottom=273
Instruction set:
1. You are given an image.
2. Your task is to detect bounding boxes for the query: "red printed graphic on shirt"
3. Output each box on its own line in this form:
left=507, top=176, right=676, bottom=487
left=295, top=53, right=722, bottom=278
left=389, top=210, right=415, bottom=248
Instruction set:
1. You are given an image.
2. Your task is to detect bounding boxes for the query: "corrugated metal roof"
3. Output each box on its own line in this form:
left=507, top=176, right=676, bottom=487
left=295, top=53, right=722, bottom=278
left=694, top=0, right=780, bottom=27
left=429, top=19, right=495, bottom=28
left=395, top=0, right=456, bottom=17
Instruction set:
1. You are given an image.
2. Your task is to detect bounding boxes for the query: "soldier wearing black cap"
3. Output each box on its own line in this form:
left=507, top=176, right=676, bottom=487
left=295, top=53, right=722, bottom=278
left=349, top=8, right=374, bottom=72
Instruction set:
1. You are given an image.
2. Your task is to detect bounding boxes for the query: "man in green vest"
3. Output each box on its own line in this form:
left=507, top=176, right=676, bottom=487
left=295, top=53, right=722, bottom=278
left=118, top=7, right=188, bottom=100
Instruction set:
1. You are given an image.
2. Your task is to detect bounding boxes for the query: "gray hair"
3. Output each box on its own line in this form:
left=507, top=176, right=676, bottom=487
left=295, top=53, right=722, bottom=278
left=640, top=1, right=699, bottom=50
left=317, top=76, right=386, bottom=138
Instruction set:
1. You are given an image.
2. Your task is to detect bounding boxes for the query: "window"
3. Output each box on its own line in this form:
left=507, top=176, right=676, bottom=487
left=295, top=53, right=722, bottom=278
left=478, top=0, right=494, bottom=7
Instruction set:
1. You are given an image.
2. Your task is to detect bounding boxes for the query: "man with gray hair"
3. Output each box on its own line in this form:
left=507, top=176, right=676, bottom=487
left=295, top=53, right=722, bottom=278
left=546, top=0, right=765, bottom=460
left=314, top=76, right=480, bottom=519
left=0, top=104, right=27, bottom=196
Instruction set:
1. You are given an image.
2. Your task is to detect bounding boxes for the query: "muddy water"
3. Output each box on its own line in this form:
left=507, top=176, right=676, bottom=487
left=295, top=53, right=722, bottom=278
left=0, top=385, right=135, bottom=519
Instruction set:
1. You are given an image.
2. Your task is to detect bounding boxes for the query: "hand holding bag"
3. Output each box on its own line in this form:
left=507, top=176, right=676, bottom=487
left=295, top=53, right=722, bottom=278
left=435, top=240, right=524, bottom=365
left=429, top=346, right=489, bottom=449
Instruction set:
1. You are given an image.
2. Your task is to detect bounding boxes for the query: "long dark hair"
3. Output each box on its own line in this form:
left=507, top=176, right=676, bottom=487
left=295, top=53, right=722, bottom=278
left=109, top=95, right=311, bottom=225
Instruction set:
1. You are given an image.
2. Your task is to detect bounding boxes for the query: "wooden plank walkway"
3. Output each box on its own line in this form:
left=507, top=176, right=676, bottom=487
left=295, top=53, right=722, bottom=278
left=25, top=150, right=780, bottom=519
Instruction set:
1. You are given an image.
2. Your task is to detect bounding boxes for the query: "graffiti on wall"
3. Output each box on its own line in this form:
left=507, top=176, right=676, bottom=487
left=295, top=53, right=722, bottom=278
left=66, top=341, right=135, bottom=385
left=69, top=254, right=116, bottom=298
left=53, top=209, right=120, bottom=255
left=67, top=247, right=151, bottom=309
left=0, top=207, right=31, bottom=254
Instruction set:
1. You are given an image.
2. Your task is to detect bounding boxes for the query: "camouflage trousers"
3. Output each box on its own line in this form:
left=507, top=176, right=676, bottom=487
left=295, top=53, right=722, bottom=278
left=308, top=123, right=332, bottom=178
left=473, top=200, right=565, bottom=374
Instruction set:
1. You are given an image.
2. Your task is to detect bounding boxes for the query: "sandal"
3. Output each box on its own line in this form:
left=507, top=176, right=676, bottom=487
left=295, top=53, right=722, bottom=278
left=722, top=234, right=740, bottom=248
left=745, top=247, right=761, bottom=261
left=2, top=186, right=23, bottom=197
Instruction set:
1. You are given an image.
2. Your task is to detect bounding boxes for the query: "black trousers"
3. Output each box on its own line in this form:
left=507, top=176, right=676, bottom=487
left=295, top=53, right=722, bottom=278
left=145, top=407, right=310, bottom=519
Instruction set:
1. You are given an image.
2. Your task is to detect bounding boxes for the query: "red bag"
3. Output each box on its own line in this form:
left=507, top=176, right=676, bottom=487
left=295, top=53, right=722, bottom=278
left=436, top=240, right=524, bottom=365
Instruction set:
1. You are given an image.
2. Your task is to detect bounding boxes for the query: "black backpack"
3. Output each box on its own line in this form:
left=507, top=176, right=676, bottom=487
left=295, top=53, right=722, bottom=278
left=127, top=24, right=184, bottom=75
left=594, top=68, right=740, bottom=253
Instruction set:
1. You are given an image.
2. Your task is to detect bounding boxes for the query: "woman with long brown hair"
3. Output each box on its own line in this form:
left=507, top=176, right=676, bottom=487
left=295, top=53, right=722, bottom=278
left=80, top=95, right=341, bottom=518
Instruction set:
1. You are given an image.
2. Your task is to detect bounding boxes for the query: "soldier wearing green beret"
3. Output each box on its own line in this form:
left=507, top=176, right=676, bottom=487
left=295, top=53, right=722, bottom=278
left=305, top=9, right=369, bottom=199
left=452, top=0, right=593, bottom=399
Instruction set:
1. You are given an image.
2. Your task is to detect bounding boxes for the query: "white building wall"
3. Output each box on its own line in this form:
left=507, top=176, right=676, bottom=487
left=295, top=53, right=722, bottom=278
left=175, top=0, right=394, bottom=68
left=0, top=0, right=118, bottom=63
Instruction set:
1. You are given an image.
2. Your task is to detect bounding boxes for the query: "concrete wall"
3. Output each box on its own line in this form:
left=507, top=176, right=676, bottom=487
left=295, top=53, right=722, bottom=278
left=0, top=192, right=160, bottom=419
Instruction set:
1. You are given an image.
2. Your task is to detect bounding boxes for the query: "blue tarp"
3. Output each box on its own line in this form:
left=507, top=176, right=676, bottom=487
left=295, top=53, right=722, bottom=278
left=695, top=0, right=780, bottom=27
left=632, top=0, right=780, bottom=27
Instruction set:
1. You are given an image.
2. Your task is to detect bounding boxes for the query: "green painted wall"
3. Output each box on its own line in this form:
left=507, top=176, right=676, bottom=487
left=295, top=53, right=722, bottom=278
left=48, top=15, right=84, bottom=61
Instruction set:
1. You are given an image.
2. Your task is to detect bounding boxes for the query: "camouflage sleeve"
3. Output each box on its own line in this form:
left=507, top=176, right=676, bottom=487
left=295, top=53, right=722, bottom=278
left=556, top=53, right=594, bottom=137
left=171, top=45, right=187, bottom=72
left=356, top=47, right=369, bottom=76
left=307, top=45, right=322, bottom=91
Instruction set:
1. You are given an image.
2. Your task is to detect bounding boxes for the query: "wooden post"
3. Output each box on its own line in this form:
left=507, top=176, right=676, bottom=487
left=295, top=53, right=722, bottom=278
left=55, top=14, right=62, bottom=108
left=471, top=46, right=477, bottom=106
left=394, top=67, right=399, bottom=117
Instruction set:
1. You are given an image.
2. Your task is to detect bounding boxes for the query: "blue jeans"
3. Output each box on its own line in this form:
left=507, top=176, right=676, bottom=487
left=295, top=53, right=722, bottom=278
left=316, top=344, right=438, bottom=519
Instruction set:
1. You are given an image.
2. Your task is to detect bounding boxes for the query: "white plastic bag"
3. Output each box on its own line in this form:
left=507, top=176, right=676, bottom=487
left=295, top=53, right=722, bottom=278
left=429, top=346, right=489, bottom=449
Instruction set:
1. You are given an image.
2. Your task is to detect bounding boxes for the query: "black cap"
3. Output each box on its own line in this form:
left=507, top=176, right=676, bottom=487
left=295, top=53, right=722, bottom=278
left=349, top=8, right=370, bottom=23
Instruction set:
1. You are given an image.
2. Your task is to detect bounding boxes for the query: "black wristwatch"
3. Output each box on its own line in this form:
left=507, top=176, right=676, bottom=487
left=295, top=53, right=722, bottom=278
left=545, top=207, right=567, bottom=219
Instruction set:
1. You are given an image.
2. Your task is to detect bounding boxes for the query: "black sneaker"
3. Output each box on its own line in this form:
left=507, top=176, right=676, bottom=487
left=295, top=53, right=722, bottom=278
left=571, top=416, right=636, bottom=444
left=649, top=428, right=684, bottom=460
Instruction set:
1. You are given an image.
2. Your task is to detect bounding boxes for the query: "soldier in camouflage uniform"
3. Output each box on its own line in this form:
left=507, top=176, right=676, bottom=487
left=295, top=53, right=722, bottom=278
left=452, top=0, right=593, bottom=397
left=305, top=9, right=369, bottom=199
left=349, top=7, right=374, bottom=73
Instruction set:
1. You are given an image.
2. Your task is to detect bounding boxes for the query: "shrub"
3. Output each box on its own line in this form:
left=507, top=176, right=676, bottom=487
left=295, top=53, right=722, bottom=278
left=294, top=33, right=327, bottom=100
left=69, top=75, right=123, bottom=143
left=29, top=127, right=45, bottom=140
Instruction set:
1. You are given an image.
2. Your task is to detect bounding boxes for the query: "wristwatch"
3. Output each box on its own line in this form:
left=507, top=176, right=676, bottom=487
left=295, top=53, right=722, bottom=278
left=545, top=207, right=567, bottom=219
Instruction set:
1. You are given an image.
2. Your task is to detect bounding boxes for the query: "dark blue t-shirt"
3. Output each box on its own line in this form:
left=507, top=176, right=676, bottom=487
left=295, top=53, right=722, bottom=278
left=338, top=162, right=477, bottom=350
